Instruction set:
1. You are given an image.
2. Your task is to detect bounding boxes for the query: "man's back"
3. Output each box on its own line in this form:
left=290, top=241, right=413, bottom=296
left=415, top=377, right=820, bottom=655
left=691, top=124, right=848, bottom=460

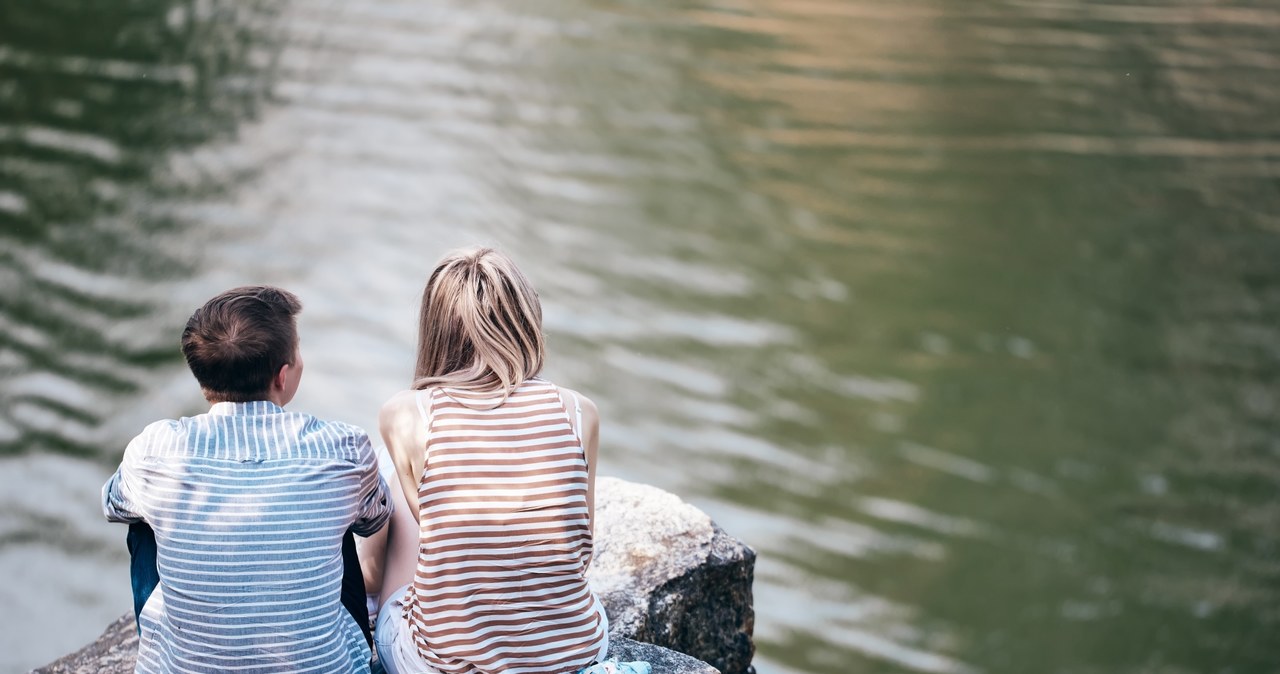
left=104, top=401, right=391, bottom=674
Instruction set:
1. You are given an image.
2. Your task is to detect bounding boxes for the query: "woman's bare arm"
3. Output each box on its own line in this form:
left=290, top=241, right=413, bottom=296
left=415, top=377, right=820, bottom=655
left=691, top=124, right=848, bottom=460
left=559, top=387, right=601, bottom=541
left=366, top=389, right=431, bottom=605
left=380, top=390, right=429, bottom=523
left=377, top=462, right=423, bottom=606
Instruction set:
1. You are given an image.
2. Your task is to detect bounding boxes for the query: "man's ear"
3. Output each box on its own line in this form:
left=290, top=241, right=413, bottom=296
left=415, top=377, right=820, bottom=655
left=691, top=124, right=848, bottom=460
left=270, top=363, right=290, bottom=393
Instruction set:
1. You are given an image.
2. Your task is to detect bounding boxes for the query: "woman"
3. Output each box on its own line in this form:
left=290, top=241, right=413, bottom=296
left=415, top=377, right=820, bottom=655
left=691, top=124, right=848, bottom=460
left=369, top=247, right=608, bottom=674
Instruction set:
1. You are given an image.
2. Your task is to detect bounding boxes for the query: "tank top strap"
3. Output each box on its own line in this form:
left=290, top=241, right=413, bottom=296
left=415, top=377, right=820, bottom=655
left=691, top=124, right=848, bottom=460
left=568, top=390, right=583, bottom=442
left=550, top=382, right=583, bottom=444
left=413, top=388, right=434, bottom=431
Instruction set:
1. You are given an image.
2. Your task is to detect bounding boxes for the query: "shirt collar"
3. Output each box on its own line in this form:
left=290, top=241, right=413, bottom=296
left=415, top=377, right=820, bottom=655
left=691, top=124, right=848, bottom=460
left=207, top=400, right=287, bottom=416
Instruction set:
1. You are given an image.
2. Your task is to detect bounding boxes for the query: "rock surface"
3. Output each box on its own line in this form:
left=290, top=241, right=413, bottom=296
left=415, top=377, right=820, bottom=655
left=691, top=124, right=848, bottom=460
left=588, top=477, right=756, bottom=674
left=32, top=619, right=719, bottom=674
left=32, top=478, right=753, bottom=674
left=608, top=637, right=719, bottom=674
left=32, top=614, right=135, bottom=674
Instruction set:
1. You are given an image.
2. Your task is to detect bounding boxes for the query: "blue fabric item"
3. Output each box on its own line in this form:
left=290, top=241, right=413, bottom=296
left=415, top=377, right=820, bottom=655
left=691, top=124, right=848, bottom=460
left=127, top=522, right=159, bottom=636
left=580, top=659, right=653, bottom=674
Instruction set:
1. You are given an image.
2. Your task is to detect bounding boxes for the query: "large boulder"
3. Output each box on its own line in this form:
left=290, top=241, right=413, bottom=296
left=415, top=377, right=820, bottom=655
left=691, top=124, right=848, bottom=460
left=588, top=478, right=756, bottom=674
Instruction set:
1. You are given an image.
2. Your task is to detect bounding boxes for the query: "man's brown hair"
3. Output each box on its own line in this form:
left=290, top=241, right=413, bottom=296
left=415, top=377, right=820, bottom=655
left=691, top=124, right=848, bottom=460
left=181, top=286, right=302, bottom=403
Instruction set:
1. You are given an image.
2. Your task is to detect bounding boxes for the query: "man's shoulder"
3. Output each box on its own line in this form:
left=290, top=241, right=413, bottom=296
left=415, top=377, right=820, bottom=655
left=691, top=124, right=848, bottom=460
left=129, top=417, right=188, bottom=444
left=295, top=412, right=368, bottom=438
left=120, top=415, right=207, bottom=463
left=289, top=413, right=372, bottom=455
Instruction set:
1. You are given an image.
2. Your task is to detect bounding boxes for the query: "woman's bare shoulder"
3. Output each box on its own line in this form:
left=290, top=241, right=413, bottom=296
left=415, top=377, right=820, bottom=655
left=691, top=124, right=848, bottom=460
left=554, top=384, right=594, bottom=405
left=555, top=385, right=599, bottom=423
left=379, top=389, right=422, bottom=426
left=379, top=389, right=432, bottom=458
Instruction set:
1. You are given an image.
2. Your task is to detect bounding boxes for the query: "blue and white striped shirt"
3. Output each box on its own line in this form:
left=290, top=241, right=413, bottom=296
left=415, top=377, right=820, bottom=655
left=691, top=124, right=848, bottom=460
left=102, top=401, right=393, bottom=674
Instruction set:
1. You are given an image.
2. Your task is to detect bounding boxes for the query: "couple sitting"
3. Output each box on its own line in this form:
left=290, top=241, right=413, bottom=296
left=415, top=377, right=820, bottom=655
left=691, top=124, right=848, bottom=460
left=102, top=248, right=608, bottom=674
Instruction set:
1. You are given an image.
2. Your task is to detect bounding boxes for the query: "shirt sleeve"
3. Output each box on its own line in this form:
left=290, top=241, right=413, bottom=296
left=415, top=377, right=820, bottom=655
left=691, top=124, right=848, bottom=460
left=102, top=434, right=148, bottom=524
left=350, top=432, right=393, bottom=537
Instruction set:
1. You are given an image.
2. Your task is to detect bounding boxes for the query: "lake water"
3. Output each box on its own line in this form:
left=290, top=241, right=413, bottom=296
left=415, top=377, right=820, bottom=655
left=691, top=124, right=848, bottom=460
left=3, top=1, right=1280, bottom=672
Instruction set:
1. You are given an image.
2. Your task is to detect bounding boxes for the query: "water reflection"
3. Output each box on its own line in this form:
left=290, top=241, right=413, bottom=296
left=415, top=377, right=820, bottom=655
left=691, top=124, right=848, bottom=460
left=4, top=0, right=1280, bottom=673
left=670, top=1, right=1280, bottom=671
left=0, top=1, right=280, bottom=667
left=0, top=1, right=278, bottom=455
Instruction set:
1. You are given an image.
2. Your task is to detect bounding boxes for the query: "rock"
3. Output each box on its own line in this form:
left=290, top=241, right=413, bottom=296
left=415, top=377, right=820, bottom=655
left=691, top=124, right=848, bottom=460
left=31, top=479, right=753, bottom=674
left=31, top=613, right=136, bottom=674
left=589, top=477, right=756, bottom=674
left=608, top=636, right=719, bottom=674
left=33, top=619, right=718, bottom=674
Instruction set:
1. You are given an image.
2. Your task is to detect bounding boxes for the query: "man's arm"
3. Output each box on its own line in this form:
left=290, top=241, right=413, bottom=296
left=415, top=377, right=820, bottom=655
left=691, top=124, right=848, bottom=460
left=102, top=434, right=148, bottom=523
left=350, top=432, right=393, bottom=537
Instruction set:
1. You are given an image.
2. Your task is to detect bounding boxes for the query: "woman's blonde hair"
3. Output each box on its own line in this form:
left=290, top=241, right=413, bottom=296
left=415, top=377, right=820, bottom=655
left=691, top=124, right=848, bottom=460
left=412, top=247, right=545, bottom=403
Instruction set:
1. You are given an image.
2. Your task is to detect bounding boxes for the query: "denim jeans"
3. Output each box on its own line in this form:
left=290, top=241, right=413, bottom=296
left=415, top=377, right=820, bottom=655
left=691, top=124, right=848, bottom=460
left=126, top=522, right=373, bottom=647
left=126, top=522, right=159, bottom=634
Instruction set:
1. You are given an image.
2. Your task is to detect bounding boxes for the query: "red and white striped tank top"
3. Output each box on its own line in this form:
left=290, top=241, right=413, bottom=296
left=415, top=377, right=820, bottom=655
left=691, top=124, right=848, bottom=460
left=404, top=379, right=607, bottom=674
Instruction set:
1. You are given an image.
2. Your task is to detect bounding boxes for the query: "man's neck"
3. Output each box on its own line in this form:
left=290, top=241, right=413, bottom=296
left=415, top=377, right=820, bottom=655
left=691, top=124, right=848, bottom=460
left=204, top=392, right=287, bottom=407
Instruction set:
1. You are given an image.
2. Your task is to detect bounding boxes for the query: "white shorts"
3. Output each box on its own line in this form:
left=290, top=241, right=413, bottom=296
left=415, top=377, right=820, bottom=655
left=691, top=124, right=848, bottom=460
left=374, top=588, right=442, bottom=674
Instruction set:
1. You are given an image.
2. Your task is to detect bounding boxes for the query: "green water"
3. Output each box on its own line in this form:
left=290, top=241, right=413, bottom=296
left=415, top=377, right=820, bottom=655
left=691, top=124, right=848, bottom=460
left=3, top=1, right=1280, bottom=672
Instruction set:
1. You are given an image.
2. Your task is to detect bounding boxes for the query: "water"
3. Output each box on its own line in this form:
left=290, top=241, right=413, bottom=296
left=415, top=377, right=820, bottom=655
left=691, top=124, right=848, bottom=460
left=3, top=0, right=1280, bottom=672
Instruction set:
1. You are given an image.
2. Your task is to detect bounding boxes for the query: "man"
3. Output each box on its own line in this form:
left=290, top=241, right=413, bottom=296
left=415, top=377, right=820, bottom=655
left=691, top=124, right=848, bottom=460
left=103, top=286, right=392, bottom=673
